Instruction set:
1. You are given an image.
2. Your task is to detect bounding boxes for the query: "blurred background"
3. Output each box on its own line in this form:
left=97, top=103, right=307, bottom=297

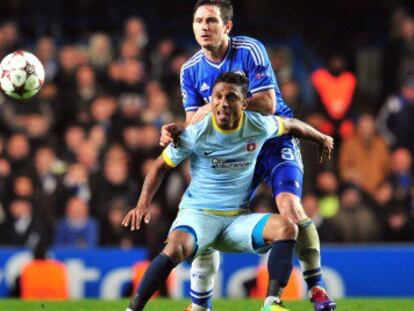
left=0, top=0, right=413, bottom=301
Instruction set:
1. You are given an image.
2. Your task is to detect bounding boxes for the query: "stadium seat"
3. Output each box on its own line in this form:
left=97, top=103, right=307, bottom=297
left=20, top=259, right=69, bottom=300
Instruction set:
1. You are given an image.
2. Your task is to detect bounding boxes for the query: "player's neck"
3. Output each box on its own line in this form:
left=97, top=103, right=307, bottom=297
left=203, top=37, right=230, bottom=63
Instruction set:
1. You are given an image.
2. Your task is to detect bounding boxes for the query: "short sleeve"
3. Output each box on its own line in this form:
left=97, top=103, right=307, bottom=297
left=262, top=116, right=285, bottom=138
left=181, top=67, right=204, bottom=112
left=162, top=127, right=195, bottom=167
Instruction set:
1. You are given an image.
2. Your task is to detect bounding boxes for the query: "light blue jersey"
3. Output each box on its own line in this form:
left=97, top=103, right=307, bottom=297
left=162, top=111, right=284, bottom=211
left=181, top=35, right=292, bottom=117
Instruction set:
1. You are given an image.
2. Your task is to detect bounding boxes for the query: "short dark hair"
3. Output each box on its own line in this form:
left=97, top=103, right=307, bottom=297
left=214, top=72, right=248, bottom=97
left=193, top=0, right=233, bottom=23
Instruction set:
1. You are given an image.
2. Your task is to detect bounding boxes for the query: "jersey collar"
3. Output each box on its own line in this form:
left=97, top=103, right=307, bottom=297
left=203, top=38, right=232, bottom=69
left=212, top=111, right=244, bottom=135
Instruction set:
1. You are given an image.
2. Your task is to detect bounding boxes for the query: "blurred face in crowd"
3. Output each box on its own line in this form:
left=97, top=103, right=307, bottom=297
left=193, top=5, right=232, bottom=51
left=59, top=46, right=79, bottom=72
left=341, top=187, right=361, bottom=209
left=35, top=147, right=55, bottom=175
left=90, top=97, right=117, bottom=122
left=302, top=194, right=320, bottom=218
left=401, top=84, right=414, bottom=101
left=36, top=37, right=55, bottom=62
left=125, top=17, right=146, bottom=40
left=120, top=40, right=140, bottom=59
left=65, top=125, right=86, bottom=152
left=76, top=141, right=99, bottom=169
left=76, top=65, right=95, bottom=88
left=123, top=126, right=141, bottom=150
left=6, top=134, right=30, bottom=161
left=316, top=171, right=338, bottom=194
left=401, top=17, right=414, bottom=40
left=10, top=200, right=32, bottom=219
left=66, top=197, right=89, bottom=221
left=104, top=160, right=128, bottom=185
left=13, top=176, right=34, bottom=197
left=374, top=182, right=393, bottom=206
left=356, top=114, right=376, bottom=141
left=104, top=144, right=129, bottom=163
left=391, top=148, right=412, bottom=173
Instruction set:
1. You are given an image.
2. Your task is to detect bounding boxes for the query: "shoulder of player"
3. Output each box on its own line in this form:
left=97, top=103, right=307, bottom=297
left=243, top=111, right=272, bottom=133
left=231, top=36, right=267, bottom=66
left=184, top=115, right=211, bottom=138
left=180, top=50, right=204, bottom=74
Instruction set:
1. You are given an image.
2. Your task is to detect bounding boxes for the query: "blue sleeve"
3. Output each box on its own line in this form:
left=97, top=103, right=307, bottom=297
left=181, top=67, right=204, bottom=112
left=245, top=39, right=277, bottom=95
left=162, top=126, right=196, bottom=167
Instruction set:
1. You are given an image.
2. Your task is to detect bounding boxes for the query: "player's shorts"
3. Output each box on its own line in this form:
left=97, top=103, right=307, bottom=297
left=252, top=134, right=304, bottom=198
left=169, top=208, right=272, bottom=259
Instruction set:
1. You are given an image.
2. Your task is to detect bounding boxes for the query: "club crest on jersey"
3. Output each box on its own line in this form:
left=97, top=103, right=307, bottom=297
left=246, top=139, right=257, bottom=152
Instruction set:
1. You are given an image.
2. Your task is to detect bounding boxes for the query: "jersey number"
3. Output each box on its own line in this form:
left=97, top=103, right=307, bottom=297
left=281, top=148, right=295, bottom=161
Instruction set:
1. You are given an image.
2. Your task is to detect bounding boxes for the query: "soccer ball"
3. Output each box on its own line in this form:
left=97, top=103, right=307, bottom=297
left=0, top=51, right=45, bottom=99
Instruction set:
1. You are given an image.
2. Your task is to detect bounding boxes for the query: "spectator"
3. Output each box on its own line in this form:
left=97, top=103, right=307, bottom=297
left=329, top=185, right=380, bottom=242
left=389, top=148, right=412, bottom=201
left=99, top=198, right=135, bottom=247
left=311, top=54, right=357, bottom=141
left=382, top=207, right=414, bottom=242
left=0, top=199, right=45, bottom=248
left=54, top=197, right=98, bottom=248
left=35, top=37, right=58, bottom=83
left=339, top=113, right=390, bottom=195
left=377, top=76, right=414, bottom=153
left=315, top=170, right=340, bottom=218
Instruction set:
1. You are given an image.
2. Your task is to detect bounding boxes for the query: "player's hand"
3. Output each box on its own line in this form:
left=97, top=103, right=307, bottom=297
left=160, top=123, right=184, bottom=147
left=121, top=202, right=151, bottom=231
left=318, top=135, right=334, bottom=163
left=189, top=103, right=211, bottom=124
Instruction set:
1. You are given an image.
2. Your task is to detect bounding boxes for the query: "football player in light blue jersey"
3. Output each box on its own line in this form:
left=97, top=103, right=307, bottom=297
left=160, top=1, right=336, bottom=311
left=123, top=72, right=333, bottom=311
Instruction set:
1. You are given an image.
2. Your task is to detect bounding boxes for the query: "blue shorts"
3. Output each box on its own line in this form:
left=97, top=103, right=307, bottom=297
left=252, top=134, right=304, bottom=198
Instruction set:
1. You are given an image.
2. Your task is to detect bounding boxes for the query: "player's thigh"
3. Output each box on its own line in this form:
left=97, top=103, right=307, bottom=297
left=214, top=213, right=272, bottom=254
left=169, top=209, right=224, bottom=258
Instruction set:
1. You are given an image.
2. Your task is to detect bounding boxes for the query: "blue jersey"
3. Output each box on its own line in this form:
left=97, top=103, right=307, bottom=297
left=181, top=36, right=293, bottom=117
left=162, top=111, right=285, bottom=211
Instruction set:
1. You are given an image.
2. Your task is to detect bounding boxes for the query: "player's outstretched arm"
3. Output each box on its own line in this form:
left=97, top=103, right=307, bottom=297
left=246, top=89, right=276, bottom=115
left=122, top=156, right=170, bottom=230
left=282, top=117, right=334, bottom=162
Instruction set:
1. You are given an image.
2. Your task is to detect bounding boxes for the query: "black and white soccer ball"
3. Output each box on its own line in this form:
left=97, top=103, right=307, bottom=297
left=0, top=50, right=45, bottom=99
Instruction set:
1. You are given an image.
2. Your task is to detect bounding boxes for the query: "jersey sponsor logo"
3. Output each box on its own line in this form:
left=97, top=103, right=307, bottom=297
left=211, top=157, right=251, bottom=170
left=246, top=139, right=257, bottom=152
left=200, top=82, right=210, bottom=92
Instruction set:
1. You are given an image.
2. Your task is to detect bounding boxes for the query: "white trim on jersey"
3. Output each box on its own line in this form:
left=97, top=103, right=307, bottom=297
left=203, top=42, right=232, bottom=69
left=250, top=85, right=275, bottom=94
left=185, top=106, right=200, bottom=112
left=232, top=38, right=266, bottom=66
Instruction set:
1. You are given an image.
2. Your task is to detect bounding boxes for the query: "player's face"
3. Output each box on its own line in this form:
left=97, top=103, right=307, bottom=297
left=211, top=82, right=246, bottom=130
left=193, top=5, right=232, bottom=51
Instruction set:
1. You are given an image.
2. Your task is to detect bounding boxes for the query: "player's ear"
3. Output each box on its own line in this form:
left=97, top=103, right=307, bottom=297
left=241, top=99, right=248, bottom=110
left=225, top=20, right=233, bottom=34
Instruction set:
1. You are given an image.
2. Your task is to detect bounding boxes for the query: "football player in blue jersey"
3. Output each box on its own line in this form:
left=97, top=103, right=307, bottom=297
left=123, top=72, right=333, bottom=311
left=160, top=1, right=336, bottom=311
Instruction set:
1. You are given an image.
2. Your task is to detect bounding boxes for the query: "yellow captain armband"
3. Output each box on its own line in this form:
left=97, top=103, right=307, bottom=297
left=275, top=116, right=285, bottom=136
left=162, top=149, right=177, bottom=168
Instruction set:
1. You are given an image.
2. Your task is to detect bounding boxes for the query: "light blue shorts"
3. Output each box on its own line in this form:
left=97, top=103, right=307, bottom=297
left=169, top=208, right=272, bottom=258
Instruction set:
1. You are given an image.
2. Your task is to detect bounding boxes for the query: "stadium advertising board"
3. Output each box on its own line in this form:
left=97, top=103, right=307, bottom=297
left=0, top=246, right=412, bottom=298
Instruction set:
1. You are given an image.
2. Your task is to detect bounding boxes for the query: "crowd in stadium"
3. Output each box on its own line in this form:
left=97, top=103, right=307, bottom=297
left=0, top=6, right=413, bottom=257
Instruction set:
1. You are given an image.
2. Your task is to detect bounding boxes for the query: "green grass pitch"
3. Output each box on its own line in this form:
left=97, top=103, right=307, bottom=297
left=1, top=298, right=414, bottom=310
